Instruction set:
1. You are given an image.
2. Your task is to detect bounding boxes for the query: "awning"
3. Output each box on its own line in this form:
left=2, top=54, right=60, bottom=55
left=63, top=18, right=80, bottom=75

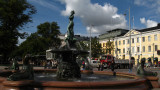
left=147, top=58, right=151, bottom=61
left=141, top=58, right=146, bottom=63
left=131, top=57, right=135, bottom=60
left=141, top=58, right=146, bottom=61
left=154, top=57, right=158, bottom=61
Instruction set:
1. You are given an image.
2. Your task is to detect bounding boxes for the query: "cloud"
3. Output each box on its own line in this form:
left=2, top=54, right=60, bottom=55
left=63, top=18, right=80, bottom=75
left=140, top=17, right=158, bottom=28
left=60, top=0, right=127, bottom=34
left=18, top=38, right=26, bottom=45
left=134, top=0, right=160, bottom=14
left=134, top=0, right=147, bottom=6
left=29, top=0, right=60, bottom=11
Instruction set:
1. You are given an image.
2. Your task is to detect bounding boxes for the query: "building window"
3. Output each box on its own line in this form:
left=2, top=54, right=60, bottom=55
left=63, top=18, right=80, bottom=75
left=119, top=41, right=121, bottom=45
left=148, top=46, right=151, bottom=52
left=123, top=40, right=125, bottom=45
left=142, top=37, right=145, bottom=42
left=143, top=46, right=145, bottom=52
left=127, top=39, right=129, bottom=44
left=119, top=49, right=121, bottom=54
left=155, top=45, right=158, bottom=51
left=123, top=48, right=125, bottom=53
left=127, top=48, right=129, bottom=54
left=148, top=36, right=151, bottom=42
left=132, top=38, right=134, bottom=43
left=132, top=47, right=134, bottom=53
left=103, top=43, right=105, bottom=47
left=154, top=35, right=157, bottom=41
left=137, top=37, right=139, bottom=43
left=137, top=47, right=140, bottom=52
left=115, top=41, right=117, bottom=45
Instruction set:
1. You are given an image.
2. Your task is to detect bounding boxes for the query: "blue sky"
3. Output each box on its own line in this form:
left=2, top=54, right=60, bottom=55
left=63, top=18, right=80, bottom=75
left=19, top=0, right=160, bottom=43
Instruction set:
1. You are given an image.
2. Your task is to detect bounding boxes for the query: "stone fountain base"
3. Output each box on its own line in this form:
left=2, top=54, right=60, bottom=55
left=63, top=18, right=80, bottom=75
left=0, top=69, right=159, bottom=90
left=56, top=61, right=81, bottom=79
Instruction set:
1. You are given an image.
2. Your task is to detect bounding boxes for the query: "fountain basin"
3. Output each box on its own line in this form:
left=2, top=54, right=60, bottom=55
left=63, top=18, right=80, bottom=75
left=0, top=69, right=159, bottom=90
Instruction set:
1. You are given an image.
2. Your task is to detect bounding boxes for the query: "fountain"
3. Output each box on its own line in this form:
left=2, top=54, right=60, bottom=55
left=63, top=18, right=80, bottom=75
left=52, top=10, right=89, bottom=80
left=137, top=58, right=157, bottom=76
left=0, top=11, right=159, bottom=90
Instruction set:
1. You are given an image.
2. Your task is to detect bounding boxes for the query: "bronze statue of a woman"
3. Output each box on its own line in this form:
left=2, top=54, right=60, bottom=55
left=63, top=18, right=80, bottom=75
left=67, top=10, right=75, bottom=41
left=65, top=10, right=77, bottom=49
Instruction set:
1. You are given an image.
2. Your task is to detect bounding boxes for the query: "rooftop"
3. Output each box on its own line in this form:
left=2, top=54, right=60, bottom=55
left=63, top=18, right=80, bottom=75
left=138, top=23, right=160, bottom=32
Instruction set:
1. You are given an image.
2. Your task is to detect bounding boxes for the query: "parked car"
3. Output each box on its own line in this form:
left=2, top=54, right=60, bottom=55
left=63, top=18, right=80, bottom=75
left=145, top=63, right=151, bottom=68
left=90, top=60, right=100, bottom=68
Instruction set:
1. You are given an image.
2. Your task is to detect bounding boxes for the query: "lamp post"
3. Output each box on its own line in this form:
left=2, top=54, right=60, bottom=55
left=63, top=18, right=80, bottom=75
left=129, top=7, right=131, bottom=63
left=89, top=25, right=92, bottom=63
left=124, top=7, right=131, bottom=63
left=153, top=43, right=154, bottom=63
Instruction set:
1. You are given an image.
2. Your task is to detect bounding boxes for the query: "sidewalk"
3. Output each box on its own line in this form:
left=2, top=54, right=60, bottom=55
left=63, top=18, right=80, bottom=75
left=0, top=66, right=45, bottom=70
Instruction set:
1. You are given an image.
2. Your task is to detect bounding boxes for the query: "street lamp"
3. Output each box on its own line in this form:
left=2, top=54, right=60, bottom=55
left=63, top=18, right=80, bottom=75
left=124, top=7, right=131, bottom=63
left=153, top=43, right=154, bottom=62
left=129, top=7, right=131, bottom=63
left=89, top=25, right=93, bottom=63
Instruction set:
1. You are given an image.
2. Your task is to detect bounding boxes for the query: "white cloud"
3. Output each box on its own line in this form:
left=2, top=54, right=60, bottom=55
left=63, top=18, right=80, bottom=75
left=140, top=18, right=145, bottom=24
left=134, top=0, right=160, bottom=14
left=140, top=17, right=158, bottom=28
left=29, top=0, right=60, bottom=11
left=134, top=0, right=147, bottom=6
left=60, top=0, right=127, bottom=34
left=17, top=38, right=26, bottom=46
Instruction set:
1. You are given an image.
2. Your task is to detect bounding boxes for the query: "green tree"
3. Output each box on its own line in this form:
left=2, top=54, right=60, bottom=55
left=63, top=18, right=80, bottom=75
left=15, top=21, right=61, bottom=57
left=91, top=37, right=102, bottom=58
left=79, top=41, right=89, bottom=50
left=105, top=38, right=114, bottom=54
left=0, top=0, right=36, bottom=61
left=37, top=22, right=61, bottom=48
left=79, top=37, right=102, bottom=58
left=16, top=33, right=47, bottom=56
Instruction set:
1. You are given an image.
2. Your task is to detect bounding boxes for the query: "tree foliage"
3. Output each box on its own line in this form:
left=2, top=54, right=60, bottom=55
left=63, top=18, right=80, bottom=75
left=0, top=0, right=36, bottom=61
left=105, top=38, right=114, bottom=54
left=37, top=22, right=61, bottom=48
left=15, top=22, right=61, bottom=57
left=91, top=37, right=102, bottom=58
left=79, top=37, right=102, bottom=58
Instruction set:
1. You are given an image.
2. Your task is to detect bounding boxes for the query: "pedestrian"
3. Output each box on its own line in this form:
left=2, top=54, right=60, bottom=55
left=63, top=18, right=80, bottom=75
left=99, top=62, right=104, bottom=71
left=97, top=62, right=101, bottom=71
left=82, top=61, right=85, bottom=70
left=129, top=63, right=133, bottom=73
left=111, top=60, right=115, bottom=72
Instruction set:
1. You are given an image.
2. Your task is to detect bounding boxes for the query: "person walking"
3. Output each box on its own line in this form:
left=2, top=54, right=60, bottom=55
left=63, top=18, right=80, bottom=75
left=111, top=60, right=115, bottom=72
left=82, top=61, right=85, bottom=70
left=129, top=63, right=133, bottom=73
left=99, top=62, right=104, bottom=71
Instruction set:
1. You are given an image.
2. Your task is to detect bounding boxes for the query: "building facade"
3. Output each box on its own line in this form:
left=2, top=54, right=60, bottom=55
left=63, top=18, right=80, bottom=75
left=99, top=29, right=129, bottom=54
left=99, top=24, right=160, bottom=65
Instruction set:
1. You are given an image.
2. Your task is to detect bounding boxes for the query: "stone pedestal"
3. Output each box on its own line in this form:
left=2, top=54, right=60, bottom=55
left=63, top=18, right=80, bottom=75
left=57, top=61, right=81, bottom=79
left=55, top=50, right=81, bottom=80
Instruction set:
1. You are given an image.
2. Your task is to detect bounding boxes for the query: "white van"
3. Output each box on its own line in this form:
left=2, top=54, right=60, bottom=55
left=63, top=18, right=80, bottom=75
left=90, top=60, right=100, bottom=68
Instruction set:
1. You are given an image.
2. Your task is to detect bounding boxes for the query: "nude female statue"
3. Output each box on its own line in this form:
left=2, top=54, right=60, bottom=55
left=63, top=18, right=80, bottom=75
left=66, top=10, right=75, bottom=41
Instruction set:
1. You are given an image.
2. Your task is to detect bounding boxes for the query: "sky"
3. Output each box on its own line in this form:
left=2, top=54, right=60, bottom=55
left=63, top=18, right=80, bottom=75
left=19, top=0, right=160, bottom=44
